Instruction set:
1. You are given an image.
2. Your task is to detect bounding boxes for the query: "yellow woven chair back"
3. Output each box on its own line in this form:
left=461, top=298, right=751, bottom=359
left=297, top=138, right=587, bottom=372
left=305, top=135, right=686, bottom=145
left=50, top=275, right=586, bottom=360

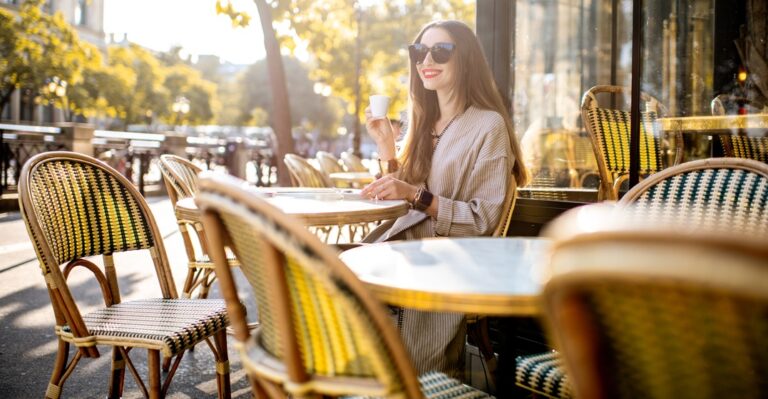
left=159, top=154, right=202, bottom=202
left=710, top=94, right=768, bottom=162
left=583, top=108, right=663, bottom=174
left=284, top=153, right=331, bottom=188
left=18, top=151, right=175, bottom=351
left=340, top=152, right=368, bottom=173
left=581, top=85, right=682, bottom=200
left=196, top=173, right=423, bottom=398
left=542, top=205, right=768, bottom=399
left=22, top=153, right=159, bottom=268
left=316, top=151, right=344, bottom=176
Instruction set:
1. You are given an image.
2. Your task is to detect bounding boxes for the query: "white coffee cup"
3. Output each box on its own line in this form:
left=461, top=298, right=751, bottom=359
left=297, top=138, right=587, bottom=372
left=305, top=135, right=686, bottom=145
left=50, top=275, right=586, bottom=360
left=369, top=95, right=390, bottom=118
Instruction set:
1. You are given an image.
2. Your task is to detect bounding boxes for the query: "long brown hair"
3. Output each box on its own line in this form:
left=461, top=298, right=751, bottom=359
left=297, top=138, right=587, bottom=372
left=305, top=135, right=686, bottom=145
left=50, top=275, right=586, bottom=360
left=398, top=20, right=529, bottom=187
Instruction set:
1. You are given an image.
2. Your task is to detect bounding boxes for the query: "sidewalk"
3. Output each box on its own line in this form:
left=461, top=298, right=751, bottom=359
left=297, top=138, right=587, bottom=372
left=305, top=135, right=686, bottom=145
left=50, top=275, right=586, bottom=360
left=0, top=196, right=254, bottom=398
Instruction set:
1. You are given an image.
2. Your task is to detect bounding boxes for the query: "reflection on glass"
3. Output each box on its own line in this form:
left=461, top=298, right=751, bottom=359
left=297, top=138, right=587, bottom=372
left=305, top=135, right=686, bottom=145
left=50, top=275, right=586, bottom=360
left=511, top=0, right=764, bottom=200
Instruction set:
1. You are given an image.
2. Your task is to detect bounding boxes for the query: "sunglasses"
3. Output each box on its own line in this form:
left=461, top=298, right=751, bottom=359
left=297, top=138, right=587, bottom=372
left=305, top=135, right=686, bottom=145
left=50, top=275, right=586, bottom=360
left=408, top=42, right=456, bottom=64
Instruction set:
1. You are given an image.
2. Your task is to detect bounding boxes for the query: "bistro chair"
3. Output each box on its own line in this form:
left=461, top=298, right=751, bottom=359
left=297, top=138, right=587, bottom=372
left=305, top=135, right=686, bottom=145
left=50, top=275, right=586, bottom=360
left=159, top=154, right=238, bottom=299
left=316, top=151, right=345, bottom=177
left=710, top=93, right=768, bottom=162
left=18, top=151, right=230, bottom=399
left=465, top=178, right=520, bottom=388
left=340, top=151, right=370, bottom=173
left=196, top=173, right=490, bottom=398
left=539, top=205, right=768, bottom=399
left=515, top=157, right=768, bottom=398
left=284, top=153, right=332, bottom=188
left=581, top=85, right=683, bottom=200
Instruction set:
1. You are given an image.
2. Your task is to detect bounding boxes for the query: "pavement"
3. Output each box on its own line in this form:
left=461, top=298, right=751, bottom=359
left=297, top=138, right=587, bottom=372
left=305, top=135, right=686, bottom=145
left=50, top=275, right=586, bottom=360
left=0, top=196, right=256, bottom=398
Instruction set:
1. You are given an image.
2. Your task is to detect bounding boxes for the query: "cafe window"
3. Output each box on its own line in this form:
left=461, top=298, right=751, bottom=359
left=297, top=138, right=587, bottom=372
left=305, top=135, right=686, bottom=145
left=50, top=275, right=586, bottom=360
left=494, top=0, right=764, bottom=202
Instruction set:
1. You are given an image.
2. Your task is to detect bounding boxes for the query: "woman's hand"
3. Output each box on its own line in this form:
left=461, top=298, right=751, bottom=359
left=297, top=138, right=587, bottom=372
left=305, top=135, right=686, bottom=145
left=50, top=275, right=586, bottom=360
left=365, top=107, right=396, bottom=160
left=361, top=174, right=419, bottom=202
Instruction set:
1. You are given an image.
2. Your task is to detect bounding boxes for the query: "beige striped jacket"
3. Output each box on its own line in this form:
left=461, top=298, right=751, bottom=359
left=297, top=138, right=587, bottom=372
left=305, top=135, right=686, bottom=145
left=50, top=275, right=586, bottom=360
left=363, top=105, right=516, bottom=375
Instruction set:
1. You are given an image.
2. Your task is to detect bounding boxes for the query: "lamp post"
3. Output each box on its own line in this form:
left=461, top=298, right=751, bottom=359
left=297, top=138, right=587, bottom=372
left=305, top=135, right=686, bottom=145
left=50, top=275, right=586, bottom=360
left=171, top=96, right=190, bottom=130
left=46, top=76, right=69, bottom=122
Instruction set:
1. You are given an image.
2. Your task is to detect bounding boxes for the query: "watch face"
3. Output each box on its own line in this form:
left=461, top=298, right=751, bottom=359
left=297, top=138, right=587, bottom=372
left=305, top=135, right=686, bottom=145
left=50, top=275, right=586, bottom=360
left=417, top=190, right=433, bottom=211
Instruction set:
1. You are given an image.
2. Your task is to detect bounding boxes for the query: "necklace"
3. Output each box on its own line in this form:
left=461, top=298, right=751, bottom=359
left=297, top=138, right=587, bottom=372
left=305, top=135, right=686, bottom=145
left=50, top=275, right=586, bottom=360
left=431, top=112, right=461, bottom=150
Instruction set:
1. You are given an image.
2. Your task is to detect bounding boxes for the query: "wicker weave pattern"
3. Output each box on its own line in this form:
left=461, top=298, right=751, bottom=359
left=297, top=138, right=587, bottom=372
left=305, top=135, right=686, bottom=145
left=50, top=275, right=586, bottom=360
left=316, top=151, right=345, bottom=176
left=629, top=168, right=768, bottom=235
left=284, top=154, right=331, bottom=188
left=587, top=279, right=768, bottom=398
left=219, top=211, right=281, bottom=356
left=584, top=108, right=662, bottom=174
left=728, top=136, right=768, bottom=162
left=80, top=298, right=228, bottom=356
left=284, top=256, right=379, bottom=376
left=161, top=155, right=201, bottom=199
left=515, top=351, right=572, bottom=399
left=28, top=159, right=154, bottom=267
left=217, top=199, right=394, bottom=379
left=349, top=371, right=491, bottom=399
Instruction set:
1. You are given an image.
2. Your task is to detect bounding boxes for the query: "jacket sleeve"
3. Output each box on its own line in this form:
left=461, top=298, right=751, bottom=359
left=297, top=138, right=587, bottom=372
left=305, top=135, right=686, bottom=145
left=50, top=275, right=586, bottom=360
left=433, top=121, right=514, bottom=237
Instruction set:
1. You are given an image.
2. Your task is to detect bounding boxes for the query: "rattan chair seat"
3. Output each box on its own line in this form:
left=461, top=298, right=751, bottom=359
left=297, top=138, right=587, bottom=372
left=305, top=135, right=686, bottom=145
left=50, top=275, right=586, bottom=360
left=515, top=351, right=572, bottom=399
left=67, top=298, right=228, bottom=357
left=346, top=372, right=490, bottom=399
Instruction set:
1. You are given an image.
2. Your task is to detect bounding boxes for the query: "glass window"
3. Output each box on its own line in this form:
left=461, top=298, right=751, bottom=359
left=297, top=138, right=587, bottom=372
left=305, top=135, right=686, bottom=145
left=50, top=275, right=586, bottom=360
left=74, top=0, right=87, bottom=26
left=510, top=0, right=762, bottom=202
left=513, top=0, right=632, bottom=201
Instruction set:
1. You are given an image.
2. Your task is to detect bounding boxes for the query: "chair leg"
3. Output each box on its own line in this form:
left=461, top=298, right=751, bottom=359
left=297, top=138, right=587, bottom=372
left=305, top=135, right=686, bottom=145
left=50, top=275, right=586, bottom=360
left=148, top=349, right=161, bottom=399
left=213, top=329, right=232, bottom=399
left=107, top=347, right=126, bottom=399
left=45, top=339, right=70, bottom=399
left=162, top=355, right=173, bottom=372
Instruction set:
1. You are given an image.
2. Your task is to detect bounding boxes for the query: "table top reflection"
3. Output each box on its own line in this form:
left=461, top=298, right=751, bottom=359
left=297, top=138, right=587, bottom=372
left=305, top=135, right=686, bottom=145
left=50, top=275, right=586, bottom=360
left=659, top=114, right=768, bottom=135
left=340, top=237, right=551, bottom=316
left=178, top=187, right=408, bottom=227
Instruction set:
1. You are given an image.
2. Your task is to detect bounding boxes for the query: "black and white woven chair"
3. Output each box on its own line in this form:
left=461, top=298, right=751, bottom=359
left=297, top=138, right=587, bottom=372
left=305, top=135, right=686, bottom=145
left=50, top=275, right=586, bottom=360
left=515, top=157, right=768, bottom=398
left=533, top=204, right=768, bottom=398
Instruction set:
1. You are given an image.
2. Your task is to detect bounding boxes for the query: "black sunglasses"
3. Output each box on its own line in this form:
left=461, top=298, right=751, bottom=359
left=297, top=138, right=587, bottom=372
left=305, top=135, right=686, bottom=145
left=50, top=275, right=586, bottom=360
left=408, top=42, right=456, bottom=64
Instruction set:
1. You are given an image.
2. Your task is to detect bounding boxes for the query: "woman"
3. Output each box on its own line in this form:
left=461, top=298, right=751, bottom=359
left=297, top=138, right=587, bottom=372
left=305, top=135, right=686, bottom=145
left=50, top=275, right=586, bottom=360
left=360, top=20, right=529, bottom=376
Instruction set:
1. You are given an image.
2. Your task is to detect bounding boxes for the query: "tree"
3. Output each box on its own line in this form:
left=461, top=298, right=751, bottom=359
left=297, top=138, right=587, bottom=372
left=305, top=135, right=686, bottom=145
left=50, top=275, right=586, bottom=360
left=218, top=0, right=295, bottom=186
left=0, top=0, right=89, bottom=117
left=237, top=56, right=340, bottom=136
left=163, top=63, right=218, bottom=126
left=107, top=44, right=170, bottom=128
left=266, top=0, right=475, bottom=154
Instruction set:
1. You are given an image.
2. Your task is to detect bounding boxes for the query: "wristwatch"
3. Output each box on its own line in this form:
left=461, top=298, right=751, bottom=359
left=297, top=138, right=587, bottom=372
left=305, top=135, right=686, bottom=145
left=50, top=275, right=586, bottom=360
left=414, top=188, right=434, bottom=212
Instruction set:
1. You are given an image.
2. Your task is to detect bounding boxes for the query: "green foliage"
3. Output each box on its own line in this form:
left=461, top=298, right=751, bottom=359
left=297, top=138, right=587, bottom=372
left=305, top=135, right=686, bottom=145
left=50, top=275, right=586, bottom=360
left=271, top=0, right=476, bottom=120
left=0, top=0, right=90, bottom=116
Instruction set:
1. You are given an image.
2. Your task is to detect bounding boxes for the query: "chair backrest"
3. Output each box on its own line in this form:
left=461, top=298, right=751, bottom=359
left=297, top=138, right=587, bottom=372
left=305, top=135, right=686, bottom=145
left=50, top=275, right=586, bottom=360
left=618, top=157, right=768, bottom=236
left=196, top=173, right=423, bottom=398
left=284, top=153, right=331, bottom=188
left=315, top=151, right=344, bottom=176
left=541, top=205, right=768, bottom=399
left=340, top=152, right=369, bottom=173
left=581, top=85, right=683, bottom=200
left=710, top=94, right=768, bottom=162
left=493, top=176, right=519, bottom=237
left=18, top=151, right=175, bottom=356
left=159, top=154, right=203, bottom=204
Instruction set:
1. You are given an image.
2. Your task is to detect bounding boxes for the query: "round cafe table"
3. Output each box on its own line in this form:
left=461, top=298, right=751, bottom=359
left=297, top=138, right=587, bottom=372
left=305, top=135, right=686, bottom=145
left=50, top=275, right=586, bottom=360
left=339, top=237, right=551, bottom=316
left=176, top=187, right=408, bottom=228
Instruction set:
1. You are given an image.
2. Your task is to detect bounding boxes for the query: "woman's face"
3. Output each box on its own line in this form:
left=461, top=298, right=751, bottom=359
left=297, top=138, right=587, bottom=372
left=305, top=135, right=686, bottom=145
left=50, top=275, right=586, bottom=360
left=415, top=27, right=456, bottom=94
